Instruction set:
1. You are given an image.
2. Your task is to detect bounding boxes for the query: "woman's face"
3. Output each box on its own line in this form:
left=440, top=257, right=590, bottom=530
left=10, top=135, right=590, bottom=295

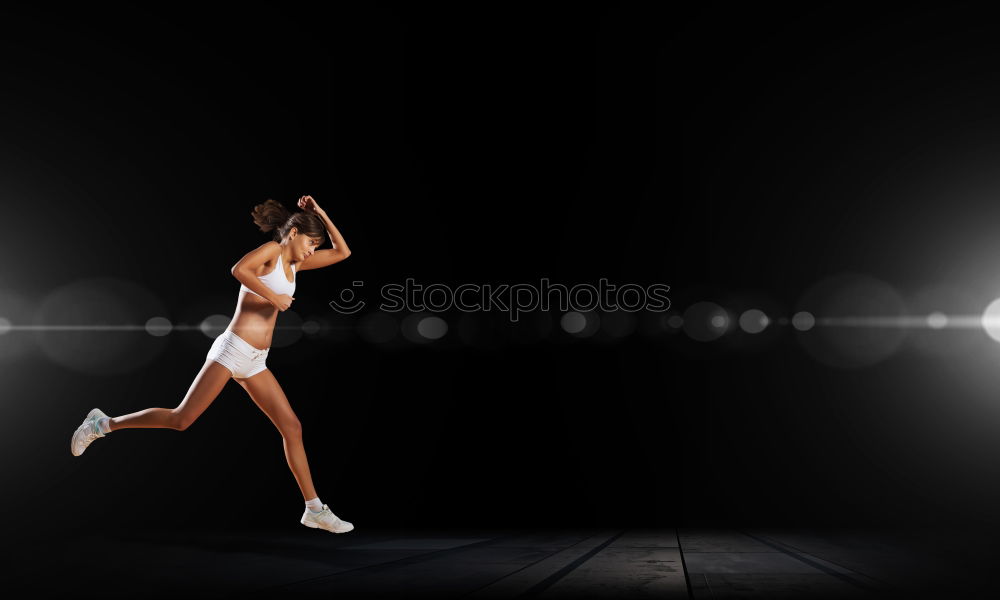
left=290, top=230, right=324, bottom=262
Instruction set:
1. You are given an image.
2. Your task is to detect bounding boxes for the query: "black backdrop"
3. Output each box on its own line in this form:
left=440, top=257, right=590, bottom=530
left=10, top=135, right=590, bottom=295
left=4, top=5, right=1000, bottom=537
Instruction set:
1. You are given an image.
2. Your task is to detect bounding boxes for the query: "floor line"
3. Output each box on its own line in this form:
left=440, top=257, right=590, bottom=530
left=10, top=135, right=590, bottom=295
left=519, top=529, right=627, bottom=597
left=738, top=530, right=888, bottom=594
left=676, top=527, right=694, bottom=599
left=461, top=531, right=613, bottom=598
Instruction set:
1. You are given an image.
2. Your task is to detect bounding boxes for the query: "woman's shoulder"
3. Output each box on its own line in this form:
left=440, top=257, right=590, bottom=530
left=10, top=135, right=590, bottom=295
left=258, top=241, right=281, bottom=259
left=242, top=241, right=282, bottom=270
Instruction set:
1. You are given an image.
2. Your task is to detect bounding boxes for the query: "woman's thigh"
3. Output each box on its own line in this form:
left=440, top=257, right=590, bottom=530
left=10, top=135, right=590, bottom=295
left=236, top=369, right=301, bottom=436
left=172, top=359, right=233, bottom=430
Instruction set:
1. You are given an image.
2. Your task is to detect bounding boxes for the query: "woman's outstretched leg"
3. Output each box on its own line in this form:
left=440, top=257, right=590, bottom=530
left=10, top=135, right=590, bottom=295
left=111, top=360, right=233, bottom=431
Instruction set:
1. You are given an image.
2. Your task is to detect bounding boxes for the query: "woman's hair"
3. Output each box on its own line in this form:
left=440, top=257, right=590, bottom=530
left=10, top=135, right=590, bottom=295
left=250, top=198, right=325, bottom=242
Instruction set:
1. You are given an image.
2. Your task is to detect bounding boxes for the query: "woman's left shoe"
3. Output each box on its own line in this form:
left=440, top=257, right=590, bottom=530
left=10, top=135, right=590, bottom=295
left=301, top=504, right=354, bottom=533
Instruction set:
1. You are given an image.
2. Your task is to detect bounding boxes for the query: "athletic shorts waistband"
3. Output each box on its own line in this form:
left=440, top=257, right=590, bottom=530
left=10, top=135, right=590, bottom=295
left=221, top=329, right=269, bottom=355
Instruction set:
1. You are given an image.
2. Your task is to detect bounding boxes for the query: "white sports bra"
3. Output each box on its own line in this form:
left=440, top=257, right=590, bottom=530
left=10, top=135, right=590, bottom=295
left=240, top=251, right=296, bottom=299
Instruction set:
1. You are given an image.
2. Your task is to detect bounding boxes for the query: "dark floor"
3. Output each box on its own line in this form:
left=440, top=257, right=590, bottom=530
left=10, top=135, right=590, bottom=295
left=7, top=524, right=996, bottom=598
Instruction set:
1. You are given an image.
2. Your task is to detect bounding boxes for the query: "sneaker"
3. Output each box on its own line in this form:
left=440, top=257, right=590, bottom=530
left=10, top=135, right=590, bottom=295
left=301, top=504, right=354, bottom=533
left=71, top=408, right=108, bottom=457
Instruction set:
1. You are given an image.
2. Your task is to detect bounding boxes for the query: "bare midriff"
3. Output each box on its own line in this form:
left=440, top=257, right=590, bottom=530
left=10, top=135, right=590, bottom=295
left=226, top=291, right=279, bottom=351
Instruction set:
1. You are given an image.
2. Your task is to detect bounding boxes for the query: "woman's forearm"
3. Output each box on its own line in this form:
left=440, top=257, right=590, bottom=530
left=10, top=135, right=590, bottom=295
left=316, top=209, right=351, bottom=255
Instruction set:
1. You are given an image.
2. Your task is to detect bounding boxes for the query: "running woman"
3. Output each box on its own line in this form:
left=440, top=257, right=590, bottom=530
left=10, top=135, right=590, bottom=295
left=70, top=195, right=355, bottom=534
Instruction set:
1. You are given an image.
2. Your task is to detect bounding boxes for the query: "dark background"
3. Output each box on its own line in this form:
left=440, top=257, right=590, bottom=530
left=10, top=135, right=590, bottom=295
left=3, top=5, right=1000, bottom=540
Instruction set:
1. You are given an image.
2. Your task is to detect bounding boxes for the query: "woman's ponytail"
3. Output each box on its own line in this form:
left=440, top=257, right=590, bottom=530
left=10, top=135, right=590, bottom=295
left=250, top=198, right=293, bottom=241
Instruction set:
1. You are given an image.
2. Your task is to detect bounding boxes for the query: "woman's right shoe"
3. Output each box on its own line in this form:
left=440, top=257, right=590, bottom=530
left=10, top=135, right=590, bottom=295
left=71, top=408, right=108, bottom=457
left=301, top=504, right=354, bottom=533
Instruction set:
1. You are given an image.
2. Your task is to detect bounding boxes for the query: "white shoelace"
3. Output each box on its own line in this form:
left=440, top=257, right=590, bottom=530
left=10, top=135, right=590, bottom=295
left=83, top=420, right=101, bottom=442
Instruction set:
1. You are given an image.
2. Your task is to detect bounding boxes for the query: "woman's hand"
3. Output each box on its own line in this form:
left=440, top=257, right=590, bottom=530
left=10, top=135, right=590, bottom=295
left=273, top=294, right=295, bottom=312
left=297, top=195, right=323, bottom=214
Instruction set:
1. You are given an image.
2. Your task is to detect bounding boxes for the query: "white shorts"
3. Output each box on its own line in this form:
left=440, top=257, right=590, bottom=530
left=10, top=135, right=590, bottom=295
left=206, top=330, right=270, bottom=379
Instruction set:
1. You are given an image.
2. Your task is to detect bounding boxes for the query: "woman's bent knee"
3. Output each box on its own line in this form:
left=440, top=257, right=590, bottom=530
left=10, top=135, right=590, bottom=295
left=170, top=410, right=193, bottom=431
